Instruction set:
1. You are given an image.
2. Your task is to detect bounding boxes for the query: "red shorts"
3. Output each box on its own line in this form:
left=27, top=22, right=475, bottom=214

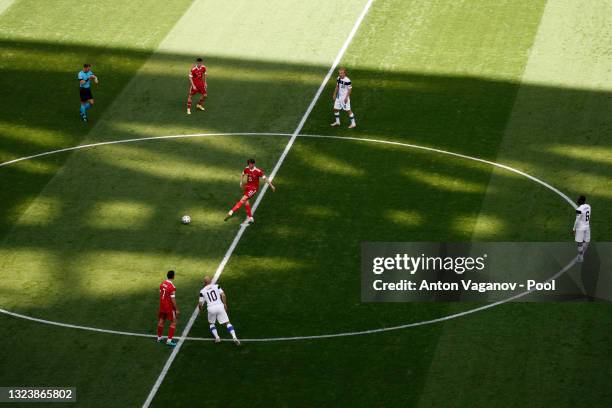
left=158, top=310, right=176, bottom=321
left=244, top=188, right=258, bottom=199
left=189, top=84, right=207, bottom=96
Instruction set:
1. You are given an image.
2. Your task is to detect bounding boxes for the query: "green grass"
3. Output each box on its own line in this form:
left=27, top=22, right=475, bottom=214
left=1, top=0, right=611, bottom=407
left=0, top=0, right=194, bottom=233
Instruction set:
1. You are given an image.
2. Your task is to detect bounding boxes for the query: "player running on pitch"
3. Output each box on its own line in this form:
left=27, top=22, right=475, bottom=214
left=186, top=57, right=207, bottom=115
left=198, top=276, right=240, bottom=345
left=331, top=67, right=356, bottom=128
left=573, top=195, right=591, bottom=262
left=77, top=63, right=98, bottom=122
left=157, top=270, right=180, bottom=347
left=224, top=158, right=275, bottom=223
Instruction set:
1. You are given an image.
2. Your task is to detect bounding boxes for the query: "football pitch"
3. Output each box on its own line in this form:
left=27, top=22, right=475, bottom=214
left=1, top=0, right=611, bottom=406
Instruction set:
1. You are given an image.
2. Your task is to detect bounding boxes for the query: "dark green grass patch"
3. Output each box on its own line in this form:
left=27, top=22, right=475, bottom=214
left=1, top=0, right=611, bottom=407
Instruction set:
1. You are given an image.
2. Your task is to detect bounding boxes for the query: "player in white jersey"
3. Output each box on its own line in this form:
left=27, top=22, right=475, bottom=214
left=198, top=276, right=240, bottom=345
left=331, top=68, right=356, bottom=128
left=573, top=195, right=591, bottom=262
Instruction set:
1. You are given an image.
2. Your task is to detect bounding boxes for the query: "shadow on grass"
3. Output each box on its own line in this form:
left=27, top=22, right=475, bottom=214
left=1, top=37, right=611, bottom=313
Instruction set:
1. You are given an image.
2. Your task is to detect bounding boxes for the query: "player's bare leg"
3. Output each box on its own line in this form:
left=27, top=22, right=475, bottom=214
left=156, top=317, right=165, bottom=342
left=331, top=109, right=340, bottom=126
left=225, top=195, right=248, bottom=221
left=209, top=323, right=221, bottom=343
left=225, top=322, right=240, bottom=345
left=196, top=94, right=206, bottom=111
left=347, top=109, right=356, bottom=128
left=166, top=317, right=178, bottom=347
left=186, top=93, right=193, bottom=115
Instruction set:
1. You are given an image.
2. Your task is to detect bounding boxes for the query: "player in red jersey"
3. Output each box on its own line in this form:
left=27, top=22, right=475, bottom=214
left=157, top=270, right=180, bottom=347
left=186, top=57, right=207, bottom=115
left=224, top=158, right=275, bottom=223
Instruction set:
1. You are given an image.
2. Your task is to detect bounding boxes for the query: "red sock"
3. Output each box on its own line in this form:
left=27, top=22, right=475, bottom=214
left=245, top=202, right=252, bottom=217
left=232, top=200, right=244, bottom=212
left=198, top=97, right=205, bottom=106
left=157, top=324, right=164, bottom=338
left=168, top=325, right=176, bottom=340
left=187, top=100, right=192, bottom=109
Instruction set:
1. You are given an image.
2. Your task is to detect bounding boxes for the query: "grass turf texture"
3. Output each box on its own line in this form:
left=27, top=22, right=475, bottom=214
left=1, top=0, right=611, bottom=407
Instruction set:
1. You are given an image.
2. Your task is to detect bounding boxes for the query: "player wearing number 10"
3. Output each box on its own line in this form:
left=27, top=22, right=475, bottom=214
left=198, top=276, right=240, bottom=345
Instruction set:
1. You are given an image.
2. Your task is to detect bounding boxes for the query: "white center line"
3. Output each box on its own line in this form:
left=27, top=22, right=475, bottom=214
left=141, top=1, right=375, bottom=406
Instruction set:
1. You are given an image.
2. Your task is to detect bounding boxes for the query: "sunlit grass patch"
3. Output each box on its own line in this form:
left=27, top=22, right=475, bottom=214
left=401, top=167, right=488, bottom=193
left=383, top=209, right=423, bottom=227
left=464, top=213, right=507, bottom=238
left=0, top=248, right=61, bottom=307
left=73, top=250, right=218, bottom=295
left=302, top=205, right=339, bottom=219
left=546, top=144, right=612, bottom=166
left=87, top=200, right=155, bottom=229
left=14, top=195, right=62, bottom=227
left=295, top=143, right=365, bottom=177
left=92, top=144, right=236, bottom=183
left=222, top=255, right=311, bottom=280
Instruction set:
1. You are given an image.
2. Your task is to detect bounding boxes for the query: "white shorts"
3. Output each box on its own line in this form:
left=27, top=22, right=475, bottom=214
left=334, top=97, right=351, bottom=111
left=207, top=304, right=229, bottom=324
left=575, top=228, right=590, bottom=243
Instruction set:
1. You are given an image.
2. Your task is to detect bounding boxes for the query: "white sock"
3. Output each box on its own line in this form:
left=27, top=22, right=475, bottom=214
left=210, top=324, right=220, bottom=340
left=349, top=114, right=356, bottom=125
left=227, top=323, right=238, bottom=340
left=579, top=242, right=589, bottom=255
left=334, top=113, right=340, bottom=124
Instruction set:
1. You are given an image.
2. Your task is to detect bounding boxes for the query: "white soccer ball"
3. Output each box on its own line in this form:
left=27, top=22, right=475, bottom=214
left=181, top=215, right=191, bottom=224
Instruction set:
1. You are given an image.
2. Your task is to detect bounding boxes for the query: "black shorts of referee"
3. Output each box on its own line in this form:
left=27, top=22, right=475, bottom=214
left=80, top=87, right=93, bottom=102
